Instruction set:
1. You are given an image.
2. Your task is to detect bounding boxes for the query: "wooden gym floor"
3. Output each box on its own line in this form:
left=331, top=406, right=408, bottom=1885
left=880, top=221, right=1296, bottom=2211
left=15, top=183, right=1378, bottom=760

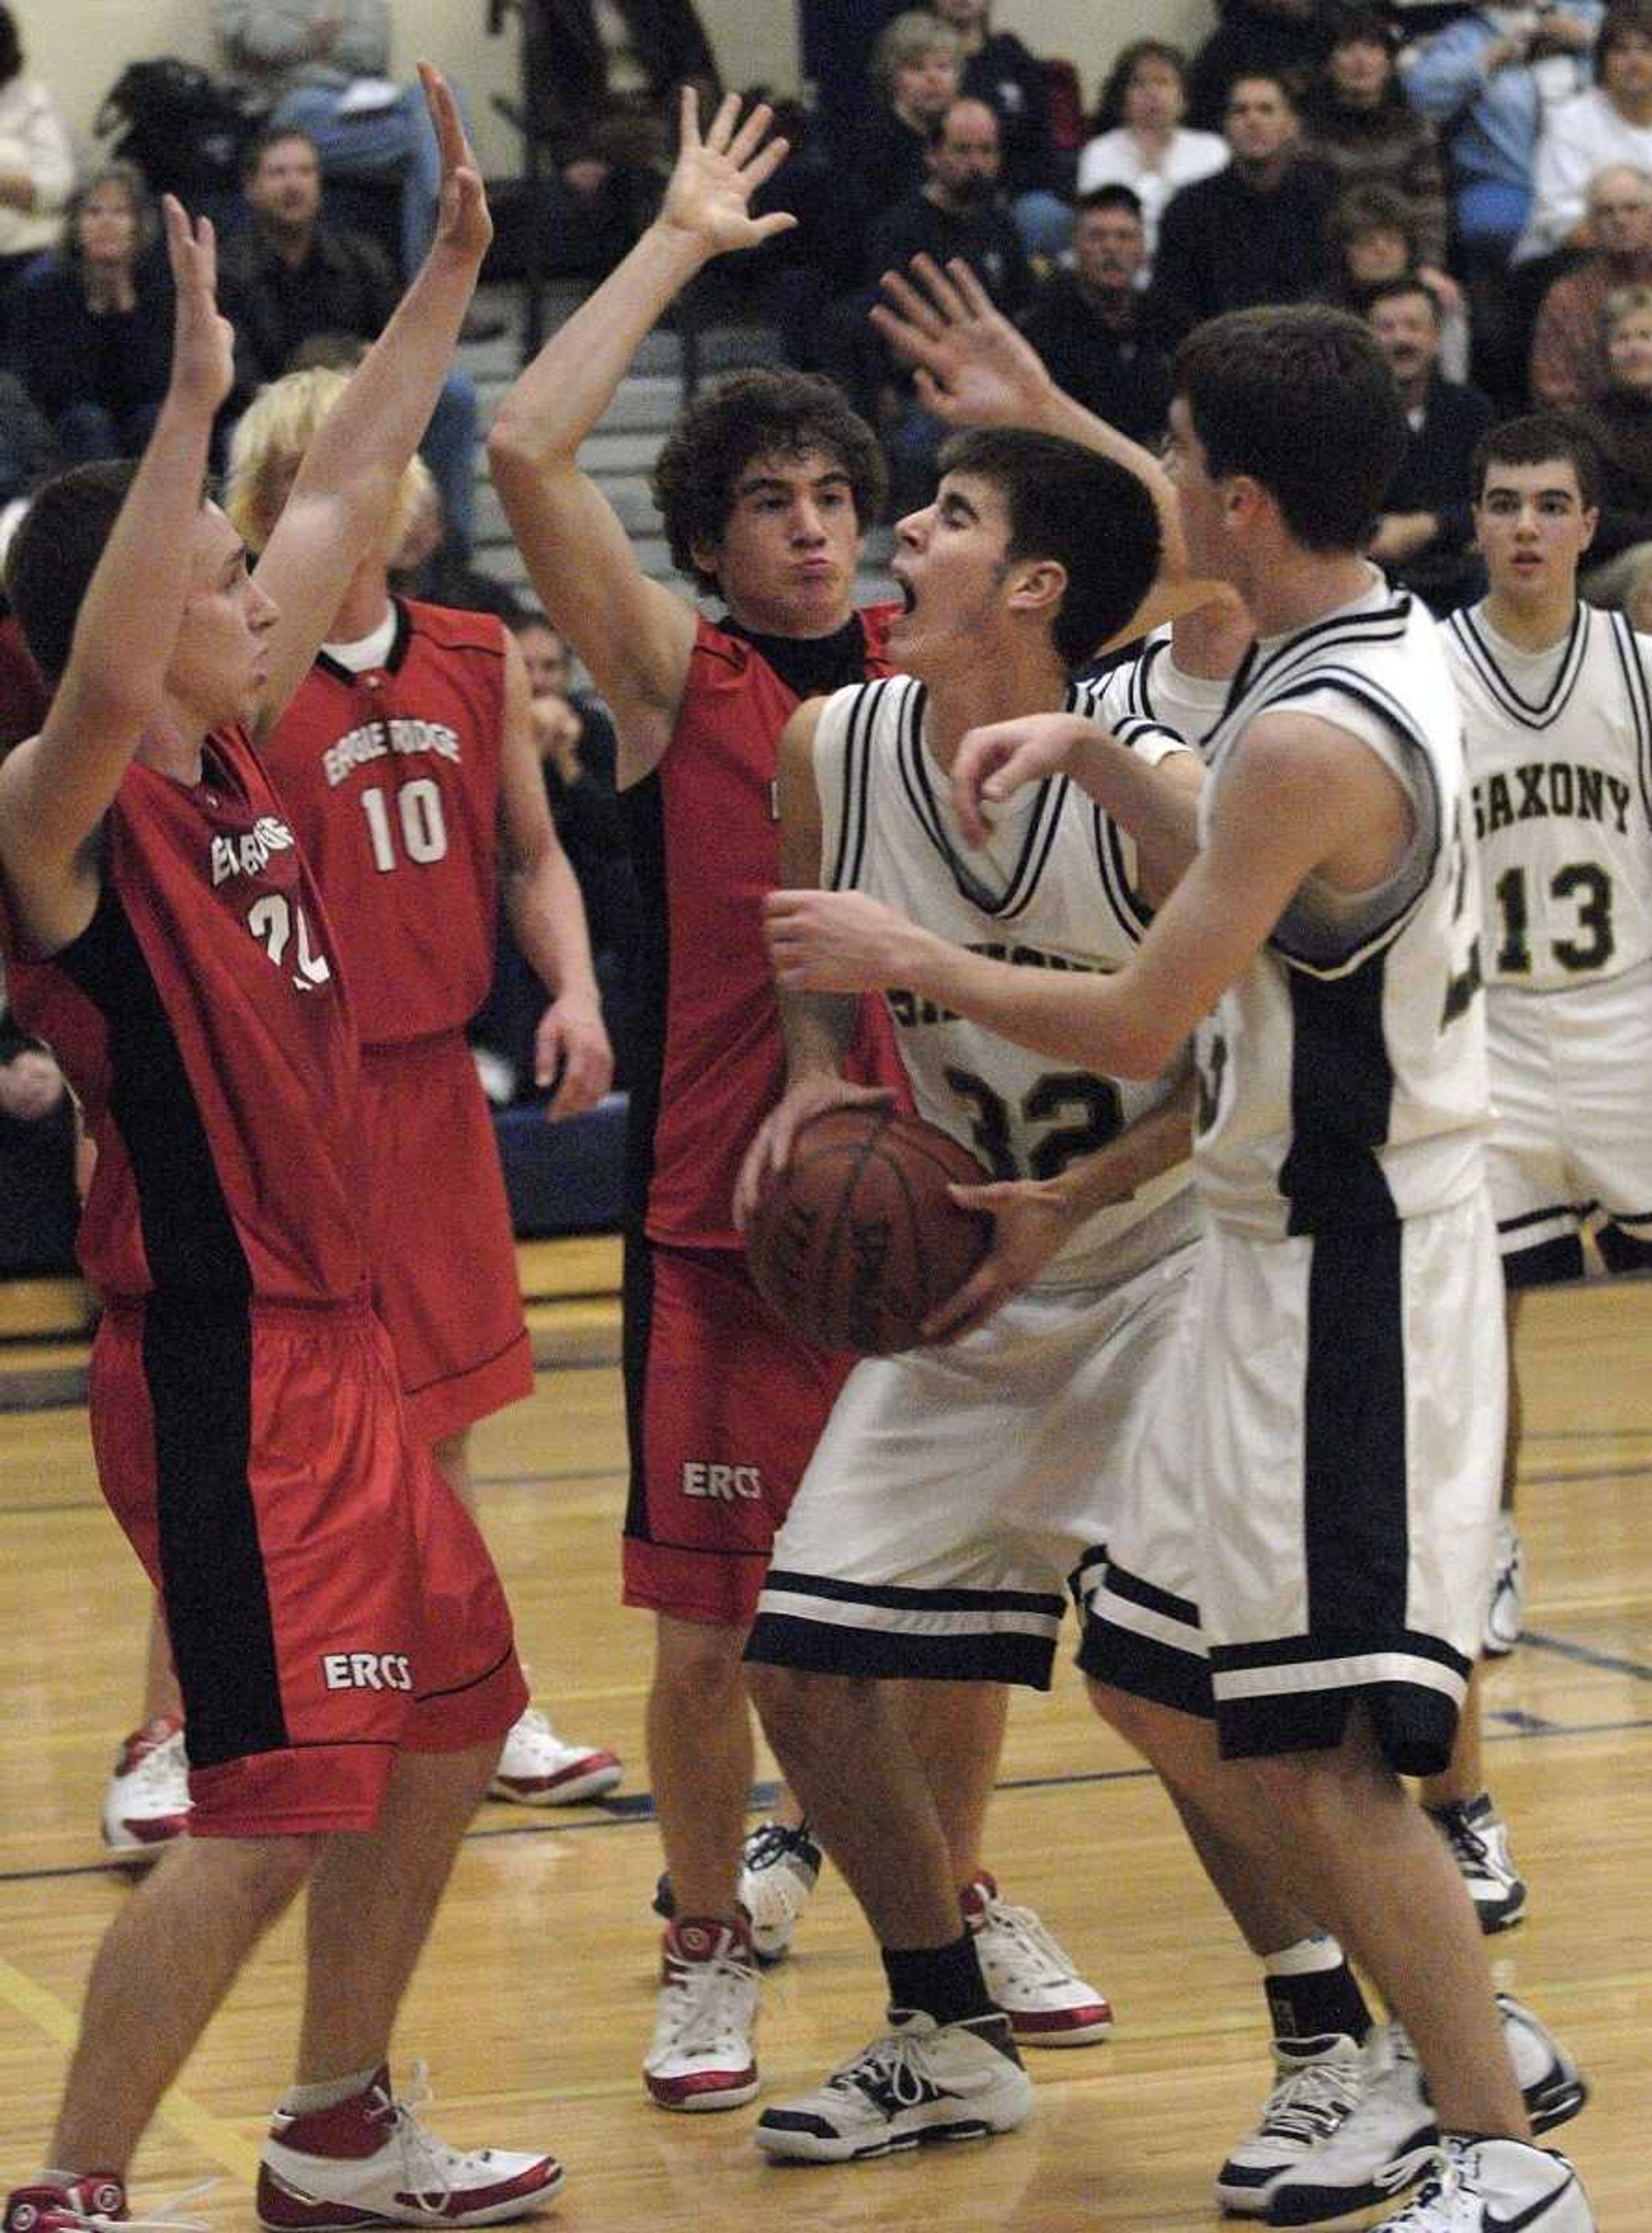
left=0, top=1278, right=1646, bottom=2230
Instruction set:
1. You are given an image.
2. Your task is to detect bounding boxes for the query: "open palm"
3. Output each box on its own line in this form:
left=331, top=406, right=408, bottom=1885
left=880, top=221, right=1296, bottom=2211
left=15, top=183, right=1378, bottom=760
left=660, top=88, right=796, bottom=258
left=870, top=255, right=1054, bottom=428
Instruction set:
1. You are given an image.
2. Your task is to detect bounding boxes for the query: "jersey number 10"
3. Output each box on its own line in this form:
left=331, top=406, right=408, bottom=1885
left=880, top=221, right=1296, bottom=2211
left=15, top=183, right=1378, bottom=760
left=360, top=778, right=450, bottom=872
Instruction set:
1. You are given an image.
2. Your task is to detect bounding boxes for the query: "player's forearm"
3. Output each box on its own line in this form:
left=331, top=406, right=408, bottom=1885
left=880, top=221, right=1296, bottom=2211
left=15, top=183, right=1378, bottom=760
left=504, top=846, right=602, bottom=1007
left=1048, top=1071, right=1194, bottom=1226
left=897, top=924, right=1171, bottom=1079
left=488, top=222, right=709, bottom=474
left=1066, top=729, right=1202, bottom=886
left=778, top=988, right=861, bottom=1086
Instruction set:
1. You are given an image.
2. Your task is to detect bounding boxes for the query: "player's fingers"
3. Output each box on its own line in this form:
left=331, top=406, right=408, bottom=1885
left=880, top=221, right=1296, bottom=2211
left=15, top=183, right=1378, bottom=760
left=726, top=101, right=774, bottom=168
left=743, top=136, right=792, bottom=193
left=750, top=208, right=799, bottom=245
left=944, top=256, right=994, bottom=319
left=704, top=89, right=743, bottom=152
left=678, top=82, right=702, bottom=148
left=922, top=1263, right=999, bottom=1344
left=910, top=367, right=952, bottom=421
left=878, top=266, right=944, bottom=338
left=910, top=252, right=969, bottom=324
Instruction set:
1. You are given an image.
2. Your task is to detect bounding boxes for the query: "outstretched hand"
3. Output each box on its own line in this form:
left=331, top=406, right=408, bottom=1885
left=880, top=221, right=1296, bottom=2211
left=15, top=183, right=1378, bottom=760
left=420, top=61, right=492, bottom=265
left=869, top=254, right=1055, bottom=429
left=162, top=195, right=233, bottom=416
left=659, top=87, right=797, bottom=260
left=950, top=713, right=1098, bottom=846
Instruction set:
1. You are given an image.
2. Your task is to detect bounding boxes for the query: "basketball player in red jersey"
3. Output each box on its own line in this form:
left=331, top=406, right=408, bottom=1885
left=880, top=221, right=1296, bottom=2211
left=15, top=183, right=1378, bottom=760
left=487, top=93, right=1171, bottom=2109
left=0, top=78, right=565, bottom=2230
left=100, top=374, right=623, bottom=1844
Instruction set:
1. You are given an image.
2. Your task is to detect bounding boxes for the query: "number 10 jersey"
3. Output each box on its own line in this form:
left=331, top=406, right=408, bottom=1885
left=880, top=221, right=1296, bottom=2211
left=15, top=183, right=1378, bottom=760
left=812, top=674, right=1196, bottom=1292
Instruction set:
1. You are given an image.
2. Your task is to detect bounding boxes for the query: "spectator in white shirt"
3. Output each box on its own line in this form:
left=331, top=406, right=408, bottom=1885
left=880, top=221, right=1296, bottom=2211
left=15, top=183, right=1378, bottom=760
left=1077, top=40, right=1228, bottom=256
left=1519, top=0, right=1652, bottom=257
left=0, top=6, right=75, bottom=318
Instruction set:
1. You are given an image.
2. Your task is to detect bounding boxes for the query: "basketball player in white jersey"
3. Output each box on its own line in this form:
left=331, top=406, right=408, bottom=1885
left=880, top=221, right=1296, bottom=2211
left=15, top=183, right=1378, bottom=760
left=1094, top=586, right=1252, bottom=753
left=1420, top=411, right=1652, bottom=1921
left=728, top=422, right=1221, bottom=2162
left=766, top=283, right=1595, bottom=2231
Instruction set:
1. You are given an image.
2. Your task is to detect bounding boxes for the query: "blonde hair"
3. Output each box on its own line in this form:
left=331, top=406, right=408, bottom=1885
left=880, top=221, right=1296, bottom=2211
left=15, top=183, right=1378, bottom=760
left=224, top=366, right=434, bottom=556
left=871, top=10, right=961, bottom=106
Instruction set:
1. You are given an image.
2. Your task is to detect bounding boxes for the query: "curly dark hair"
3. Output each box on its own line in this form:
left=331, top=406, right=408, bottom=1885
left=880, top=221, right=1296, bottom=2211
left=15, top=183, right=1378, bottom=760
left=650, top=370, right=888, bottom=593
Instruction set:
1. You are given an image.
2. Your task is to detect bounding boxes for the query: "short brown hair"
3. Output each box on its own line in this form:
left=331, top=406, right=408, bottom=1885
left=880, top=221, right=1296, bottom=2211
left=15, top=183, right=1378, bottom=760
left=6, top=461, right=143, bottom=684
left=1174, top=303, right=1406, bottom=552
left=1470, top=413, right=1602, bottom=510
left=651, top=370, right=887, bottom=593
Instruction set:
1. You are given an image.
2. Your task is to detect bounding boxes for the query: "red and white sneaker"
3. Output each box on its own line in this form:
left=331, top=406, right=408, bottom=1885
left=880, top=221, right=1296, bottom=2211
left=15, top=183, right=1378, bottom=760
left=963, top=1873, right=1114, bottom=2047
left=101, top=1718, right=190, bottom=1861
left=256, top=2065, right=563, bottom=2228
left=487, top=1709, right=621, bottom=1807
left=4, top=2175, right=129, bottom=2233
left=643, top=1920, right=760, bottom=2111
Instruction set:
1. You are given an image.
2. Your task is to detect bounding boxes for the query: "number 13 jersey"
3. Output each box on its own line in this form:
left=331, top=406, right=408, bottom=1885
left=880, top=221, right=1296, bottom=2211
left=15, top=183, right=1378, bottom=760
left=1445, top=599, right=1652, bottom=992
left=813, top=673, right=1197, bottom=1291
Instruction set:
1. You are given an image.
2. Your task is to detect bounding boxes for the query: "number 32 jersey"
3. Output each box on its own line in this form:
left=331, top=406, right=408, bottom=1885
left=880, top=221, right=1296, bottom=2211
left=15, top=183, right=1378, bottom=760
left=1445, top=600, right=1652, bottom=991
left=263, top=598, right=506, bottom=1047
left=813, top=674, right=1197, bottom=1292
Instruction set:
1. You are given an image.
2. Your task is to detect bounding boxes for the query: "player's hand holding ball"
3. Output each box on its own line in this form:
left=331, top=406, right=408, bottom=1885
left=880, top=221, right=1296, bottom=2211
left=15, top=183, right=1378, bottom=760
left=734, top=1072, right=895, bottom=1235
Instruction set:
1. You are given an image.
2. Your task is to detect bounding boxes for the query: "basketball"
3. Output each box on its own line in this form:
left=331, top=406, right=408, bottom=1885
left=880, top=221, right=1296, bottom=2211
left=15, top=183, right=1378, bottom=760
left=746, top=1106, right=993, bottom=1356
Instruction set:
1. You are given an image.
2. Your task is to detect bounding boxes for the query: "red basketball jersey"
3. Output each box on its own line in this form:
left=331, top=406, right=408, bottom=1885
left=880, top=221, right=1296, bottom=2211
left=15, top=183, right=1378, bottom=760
left=0, top=726, right=369, bottom=1306
left=260, top=599, right=506, bottom=1047
left=625, top=607, right=900, bottom=1253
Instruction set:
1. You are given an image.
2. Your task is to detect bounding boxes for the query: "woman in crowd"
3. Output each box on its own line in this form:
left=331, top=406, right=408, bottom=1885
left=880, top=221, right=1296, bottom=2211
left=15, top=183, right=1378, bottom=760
left=1076, top=40, right=1227, bottom=256
left=12, top=163, right=174, bottom=465
left=1301, top=6, right=1448, bottom=264
left=1578, top=282, right=1652, bottom=603
left=1325, top=180, right=1471, bottom=379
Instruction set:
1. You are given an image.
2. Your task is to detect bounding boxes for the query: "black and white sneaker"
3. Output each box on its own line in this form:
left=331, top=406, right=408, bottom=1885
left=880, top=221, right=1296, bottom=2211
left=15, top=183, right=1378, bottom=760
left=1367, top=2135, right=1593, bottom=2231
left=1214, top=2031, right=1365, bottom=2217
left=1265, top=1998, right=1588, bottom=2224
left=752, top=2009, right=1032, bottom=2163
left=1427, top=1791, right=1528, bottom=1933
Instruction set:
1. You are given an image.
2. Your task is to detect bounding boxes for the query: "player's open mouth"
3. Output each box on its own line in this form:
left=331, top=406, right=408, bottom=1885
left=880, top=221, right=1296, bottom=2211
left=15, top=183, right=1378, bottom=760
left=896, top=578, right=918, bottom=615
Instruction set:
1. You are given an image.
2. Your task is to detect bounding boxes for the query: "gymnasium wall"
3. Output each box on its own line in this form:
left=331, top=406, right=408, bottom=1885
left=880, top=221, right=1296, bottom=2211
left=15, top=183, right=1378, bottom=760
left=24, top=1, right=1213, bottom=191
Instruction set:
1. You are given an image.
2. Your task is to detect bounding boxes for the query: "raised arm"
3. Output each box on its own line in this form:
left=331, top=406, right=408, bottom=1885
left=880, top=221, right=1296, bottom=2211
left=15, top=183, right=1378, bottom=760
left=870, top=255, right=1222, bottom=646
left=494, top=631, right=613, bottom=1120
left=248, top=65, right=489, bottom=733
left=0, top=201, right=233, bottom=957
left=487, top=92, right=795, bottom=782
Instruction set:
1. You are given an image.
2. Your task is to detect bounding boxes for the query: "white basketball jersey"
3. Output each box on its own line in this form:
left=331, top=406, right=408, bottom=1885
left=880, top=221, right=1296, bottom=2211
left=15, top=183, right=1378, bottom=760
left=1096, top=626, right=1232, bottom=754
left=1445, top=600, right=1652, bottom=991
left=1192, top=580, right=1492, bottom=1239
left=814, top=673, right=1197, bottom=1289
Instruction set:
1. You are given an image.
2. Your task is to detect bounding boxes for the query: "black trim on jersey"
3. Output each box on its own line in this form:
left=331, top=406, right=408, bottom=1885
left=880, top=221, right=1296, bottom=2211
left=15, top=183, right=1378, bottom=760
left=1304, top=1222, right=1409, bottom=1624
left=617, top=767, right=670, bottom=1541
left=1206, top=601, right=1412, bottom=763
left=1212, top=1677, right=1462, bottom=1778
left=1127, top=636, right=1170, bottom=722
left=1278, top=959, right=1399, bottom=1232
left=314, top=598, right=414, bottom=685
left=1256, top=670, right=1444, bottom=977
left=1446, top=601, right=1588, bottom=732
left=57, top=883, right=251, bottom=1300
left=1085, top=703, right=1184, bottom=941
left=1502, top=1232, right=1586, bottom=1289
left=1604, top=607, right=1652, bottom=833
left=895, top=683, right=1071, bottom=920
left=719, top=609, right=874, bottom=703
left=141, top=1302, right=289, bottom=1769
left=827, top=677, right=898, bottom=893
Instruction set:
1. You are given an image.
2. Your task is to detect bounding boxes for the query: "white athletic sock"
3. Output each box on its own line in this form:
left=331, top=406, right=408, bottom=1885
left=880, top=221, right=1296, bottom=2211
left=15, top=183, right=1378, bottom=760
left=281, top=2064, right=381, bottom=2116
left=1263, top=1932, right=1346, bottom=1977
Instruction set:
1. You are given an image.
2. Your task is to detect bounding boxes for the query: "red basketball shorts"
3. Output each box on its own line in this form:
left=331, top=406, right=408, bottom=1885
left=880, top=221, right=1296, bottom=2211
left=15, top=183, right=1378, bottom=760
left=90, top=1293, right=527, bottom=1836
left=622, top=1240, right=852, bottom=1628
left=361, top=1031, right=533, bottom=1445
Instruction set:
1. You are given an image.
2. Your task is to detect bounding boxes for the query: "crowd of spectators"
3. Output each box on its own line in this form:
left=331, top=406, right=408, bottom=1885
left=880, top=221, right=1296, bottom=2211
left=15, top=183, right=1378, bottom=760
left=8, top=0, right=1652, bottom=1241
